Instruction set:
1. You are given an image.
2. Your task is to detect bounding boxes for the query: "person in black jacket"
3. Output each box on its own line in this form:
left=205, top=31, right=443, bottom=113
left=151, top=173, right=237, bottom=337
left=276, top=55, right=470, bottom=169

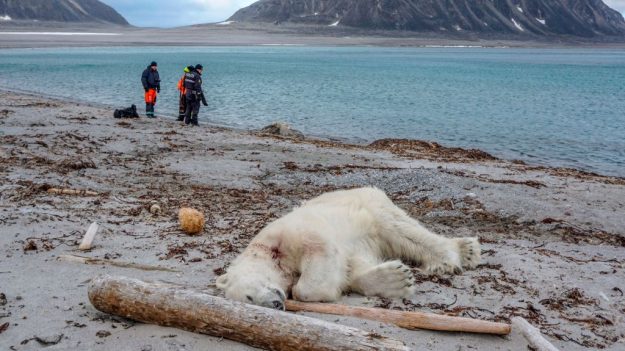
left=141, top=61, right=161, bottom=118
left=183, top=64, right=208, bottom=126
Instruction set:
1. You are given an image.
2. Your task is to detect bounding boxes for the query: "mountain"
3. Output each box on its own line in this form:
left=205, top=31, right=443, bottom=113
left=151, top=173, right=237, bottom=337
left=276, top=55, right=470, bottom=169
left=228, top=0, right=625, bottom=37
left=0, top=0, right=128, bottom=25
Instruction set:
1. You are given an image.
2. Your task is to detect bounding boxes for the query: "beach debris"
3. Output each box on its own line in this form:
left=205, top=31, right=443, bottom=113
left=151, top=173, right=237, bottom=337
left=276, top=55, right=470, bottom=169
left=47, top=188, right=98, bottom=196
left=58, top=254, right=179, bottom=273
left=0, top=109, right=14, bottom=117
left=539, top=288, right=598, bottom=311
left=88, top=275, right=410, bottom=351
left=0, top=322, right=8, bottom=335
left=149, top=202, right=162, bottom=216
left=0, top=293, right=6, bottom=306
left=23, top=240, right=38, bottom=252
left=512, top=317, right=560, bottom=351
left=34, top=334, right=64, bottom=346
left=369, top=138, right=497, bottom=162
left=598, top=292, right=610, bottom=302
left=79, top=222, right=100, bottom=251
left=96, top=330, right=111, bottom=338
left=178, top=208, right=205, bottom=235
left=58, top=158, right=97, bottom=172
left=113, top=104, right=139, bottom=119
left=286, top=300, right=510, bottom=335
left=260, top=122, right=305, bottom=140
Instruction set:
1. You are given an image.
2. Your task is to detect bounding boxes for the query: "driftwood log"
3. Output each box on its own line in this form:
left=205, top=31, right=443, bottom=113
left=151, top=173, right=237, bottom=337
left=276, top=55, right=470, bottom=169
left=88, top=275, right=410, bottom=351
left=78, top=222, right=99, bottom=251
left=59, top=255, right=179, bottom=272
left=47, top=188, right=98, bottom=196
left=512, top=317, right=560, bottom=351
left=286, top=300, right=511, bottom=335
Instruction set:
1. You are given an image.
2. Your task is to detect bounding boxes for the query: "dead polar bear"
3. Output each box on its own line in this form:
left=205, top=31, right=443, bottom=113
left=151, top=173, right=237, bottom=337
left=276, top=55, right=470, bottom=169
left=217, top=187, right=480, bottom=309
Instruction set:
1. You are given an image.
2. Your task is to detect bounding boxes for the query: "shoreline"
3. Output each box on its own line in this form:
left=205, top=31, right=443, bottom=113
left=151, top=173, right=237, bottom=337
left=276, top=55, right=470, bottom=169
left=1, top=89, right=624, bottom=350
left=2, top=23, right=625, bottom=49
left=2, top=86, right=624, bottom=182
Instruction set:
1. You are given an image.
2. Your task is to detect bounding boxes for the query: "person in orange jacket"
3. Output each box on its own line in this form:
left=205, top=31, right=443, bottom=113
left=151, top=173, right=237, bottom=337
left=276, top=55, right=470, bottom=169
left=177, top=66, right=194, bottom=121
left=141, top=61, right=160, bottom=118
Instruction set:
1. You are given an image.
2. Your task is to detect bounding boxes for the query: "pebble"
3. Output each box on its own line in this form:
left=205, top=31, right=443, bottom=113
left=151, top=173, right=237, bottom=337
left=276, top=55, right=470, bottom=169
left=96, top=330, right=111, bottom=338
left=34, top=334, right=63, bottom=346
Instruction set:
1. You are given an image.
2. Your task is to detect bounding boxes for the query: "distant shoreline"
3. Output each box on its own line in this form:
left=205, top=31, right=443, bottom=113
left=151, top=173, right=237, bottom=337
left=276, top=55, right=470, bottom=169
left=1, top=22, right=625, bottom=49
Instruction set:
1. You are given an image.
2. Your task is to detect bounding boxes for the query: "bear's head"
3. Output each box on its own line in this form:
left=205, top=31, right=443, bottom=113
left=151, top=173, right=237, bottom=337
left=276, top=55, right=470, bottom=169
left=216, top=258, right=288, bottom=310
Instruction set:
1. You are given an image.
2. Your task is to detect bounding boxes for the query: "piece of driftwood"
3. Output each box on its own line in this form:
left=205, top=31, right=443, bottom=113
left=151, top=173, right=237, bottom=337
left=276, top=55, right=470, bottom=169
left=88, top=275, right=409, bottom=351
left=58, top=255, right=179, bottom=273
left=286, top=300, right=511, bottom=335
left=47, top=188, right=98, bottom=196
left=512, top=317, right=560, bottom=351
left=78, top=222, right=99, bottom=251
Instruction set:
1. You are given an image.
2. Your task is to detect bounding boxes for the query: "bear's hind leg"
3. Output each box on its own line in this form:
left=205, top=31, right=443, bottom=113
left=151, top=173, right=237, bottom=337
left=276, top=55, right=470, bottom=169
left=350, top=260, right=415, bottom=298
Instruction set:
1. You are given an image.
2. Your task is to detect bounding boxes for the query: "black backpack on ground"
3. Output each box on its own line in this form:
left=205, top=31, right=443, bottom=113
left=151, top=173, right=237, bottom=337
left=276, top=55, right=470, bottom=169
left=114, top=105, right=139, bottom=118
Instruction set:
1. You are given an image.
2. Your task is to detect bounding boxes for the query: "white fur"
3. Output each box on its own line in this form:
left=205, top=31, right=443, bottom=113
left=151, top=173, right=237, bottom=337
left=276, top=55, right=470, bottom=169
left=217, top=187, right=480, bottom=307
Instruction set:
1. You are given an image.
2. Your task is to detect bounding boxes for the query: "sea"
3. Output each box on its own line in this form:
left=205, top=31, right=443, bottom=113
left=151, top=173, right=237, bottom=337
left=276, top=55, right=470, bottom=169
left=0, top=46, right=623, bottom=177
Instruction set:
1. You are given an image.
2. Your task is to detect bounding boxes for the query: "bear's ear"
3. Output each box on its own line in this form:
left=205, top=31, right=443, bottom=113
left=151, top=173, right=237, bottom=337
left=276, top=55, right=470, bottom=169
left=216, top=274, right=229, bottom=289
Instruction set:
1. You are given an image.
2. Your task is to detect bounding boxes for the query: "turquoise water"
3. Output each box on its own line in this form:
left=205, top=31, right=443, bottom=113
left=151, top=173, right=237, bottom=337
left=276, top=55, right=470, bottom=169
left=0, top=46, right=624, bottom=177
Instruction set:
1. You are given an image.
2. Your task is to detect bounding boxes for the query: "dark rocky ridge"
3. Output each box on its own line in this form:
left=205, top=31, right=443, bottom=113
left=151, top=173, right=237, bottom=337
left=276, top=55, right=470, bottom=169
left=229, top=0, right=625, bottom=37
left=0, top=0, right=128, bottom=25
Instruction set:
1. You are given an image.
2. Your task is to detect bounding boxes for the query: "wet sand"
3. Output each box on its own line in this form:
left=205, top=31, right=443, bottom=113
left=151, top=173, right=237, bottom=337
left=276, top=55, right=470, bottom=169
left=0, top=90, right=624, bottom=350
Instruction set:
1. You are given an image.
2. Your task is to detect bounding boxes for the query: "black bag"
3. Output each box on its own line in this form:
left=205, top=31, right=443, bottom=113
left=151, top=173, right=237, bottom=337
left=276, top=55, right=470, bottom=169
left=114, top=104, right=139, bottom=118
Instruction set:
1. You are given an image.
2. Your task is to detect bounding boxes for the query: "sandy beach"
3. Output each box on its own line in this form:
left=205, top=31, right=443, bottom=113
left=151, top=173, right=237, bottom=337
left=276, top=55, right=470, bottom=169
left=0, top=89, right=624, bottom=350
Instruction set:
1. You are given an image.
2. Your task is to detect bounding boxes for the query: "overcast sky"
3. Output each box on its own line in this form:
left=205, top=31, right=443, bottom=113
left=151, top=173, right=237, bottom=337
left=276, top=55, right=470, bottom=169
left=101, top=0, right=625, bottom=28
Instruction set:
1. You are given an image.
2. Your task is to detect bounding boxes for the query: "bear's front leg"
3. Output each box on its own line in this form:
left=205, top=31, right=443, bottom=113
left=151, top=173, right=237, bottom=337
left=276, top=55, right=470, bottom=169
left=350, top=260, right=416, bottom=298
left=420, top=237, right=481, bottom=275
left=291, top=247, right=347, bottom=303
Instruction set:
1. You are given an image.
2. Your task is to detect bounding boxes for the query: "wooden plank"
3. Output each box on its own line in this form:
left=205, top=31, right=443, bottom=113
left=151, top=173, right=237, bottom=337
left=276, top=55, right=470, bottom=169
left=286, top=300, right=511, bottom=335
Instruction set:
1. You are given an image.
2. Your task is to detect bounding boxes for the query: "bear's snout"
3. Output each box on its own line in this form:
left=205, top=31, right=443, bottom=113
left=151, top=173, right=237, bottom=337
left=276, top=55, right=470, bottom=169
left=248, top=286, right=286, bottom=310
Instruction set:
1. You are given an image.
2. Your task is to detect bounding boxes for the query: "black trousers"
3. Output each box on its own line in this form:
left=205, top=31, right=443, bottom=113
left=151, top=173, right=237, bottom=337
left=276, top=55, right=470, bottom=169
left=145, top=103, right=155, bottom=118
left=178, top=94, right=187, bottom=121
left=184, top=94, right=200, bottom=126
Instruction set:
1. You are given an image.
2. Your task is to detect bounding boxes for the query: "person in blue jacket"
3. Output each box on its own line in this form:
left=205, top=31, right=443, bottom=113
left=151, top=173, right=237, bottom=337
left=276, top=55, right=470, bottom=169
left=141, top=61, right=161, bottom=118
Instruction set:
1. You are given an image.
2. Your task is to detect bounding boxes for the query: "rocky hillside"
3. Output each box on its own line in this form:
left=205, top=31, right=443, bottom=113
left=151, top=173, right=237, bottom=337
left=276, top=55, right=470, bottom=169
left=229, top=0, right=625, bottom=37
left=0, top=0, right=128, bottom=25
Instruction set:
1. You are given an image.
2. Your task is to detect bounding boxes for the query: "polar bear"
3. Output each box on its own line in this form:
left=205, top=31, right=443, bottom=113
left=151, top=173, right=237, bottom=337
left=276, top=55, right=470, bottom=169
left=216, top=187, right=480, bottom=309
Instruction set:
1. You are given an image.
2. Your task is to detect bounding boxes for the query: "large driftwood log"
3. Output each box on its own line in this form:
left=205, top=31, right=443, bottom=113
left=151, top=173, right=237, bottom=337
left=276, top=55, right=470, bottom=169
left=88, top=275, right=410, bottom=351
left=286, top=300, right=511, bottom=335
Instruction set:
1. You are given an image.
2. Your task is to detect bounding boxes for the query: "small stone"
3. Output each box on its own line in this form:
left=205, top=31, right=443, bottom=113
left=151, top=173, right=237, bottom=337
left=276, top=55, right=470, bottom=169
left=96, top=330, right=111, bottom=338
left=260, top=122, right=304, bottom=140
left=34, top=334, right=63, bottom=346
left=150, top=203, right=162, bottom=216
left=0, top=293, right=7, bottom=306
left=23, top=241, right=37, bottom=252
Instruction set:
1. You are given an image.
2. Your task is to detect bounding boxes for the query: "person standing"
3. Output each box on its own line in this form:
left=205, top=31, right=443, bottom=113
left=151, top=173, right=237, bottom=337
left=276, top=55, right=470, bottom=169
left=177, top=65, right=194, bottom=122
left=183, top=64, right=208, bottom=126
left=141, top=61, right=161, bottom=118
